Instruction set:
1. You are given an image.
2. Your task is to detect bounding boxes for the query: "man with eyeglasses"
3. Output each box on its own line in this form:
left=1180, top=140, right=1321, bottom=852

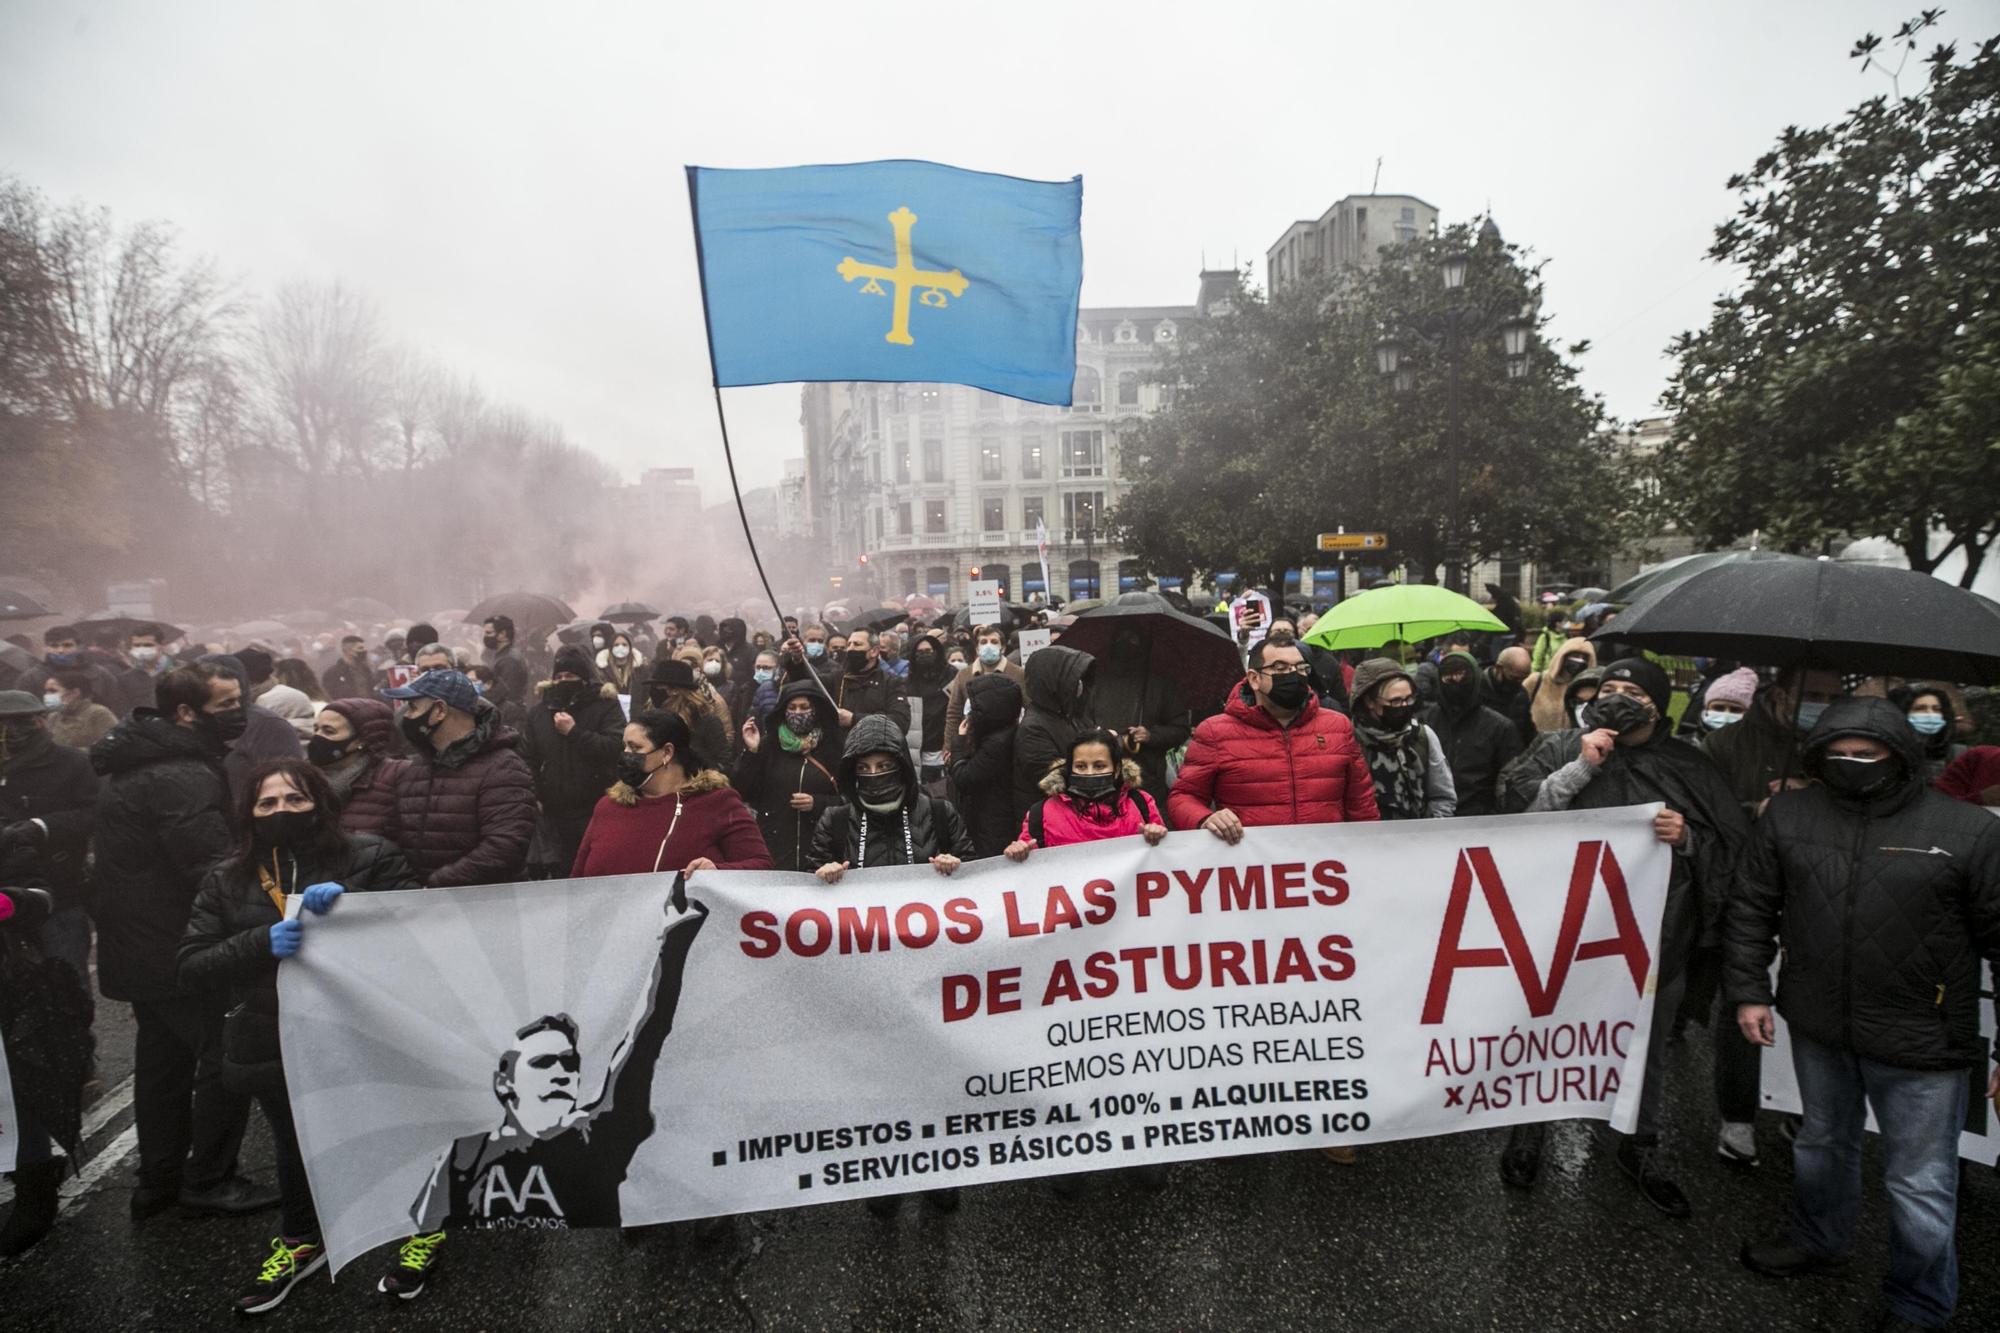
left=1169, top=637, right=1379, bottom=840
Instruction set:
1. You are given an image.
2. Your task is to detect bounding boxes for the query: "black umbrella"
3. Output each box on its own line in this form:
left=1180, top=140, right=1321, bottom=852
left=1595, top=554, right=2000, bottom=683
left=76, top=613, right=184, bottom=642
left=1055, top=592, right=1244, bottom=711
left=841, top=607, right=909, bottom=636
left=465, top=592, right=576, bottom=633
left=1484, top=582, right=1526, bottom=636
left=600, top=601, right=662, bottom=624
left=1605, top=550, right=1789, bottom=606
left=0, top=589, right=52, bottom=620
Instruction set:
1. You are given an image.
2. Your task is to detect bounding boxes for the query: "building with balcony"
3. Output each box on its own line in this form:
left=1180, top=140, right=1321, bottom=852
left=802, top=302, right=1196, bottom=607
left=1266, top=193, right=1439, bottom=293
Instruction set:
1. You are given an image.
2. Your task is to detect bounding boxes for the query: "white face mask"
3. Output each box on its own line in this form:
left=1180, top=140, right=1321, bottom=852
left=612, top=644, right=631, bottom=660
left=1703, top=709, right=1744, bottom=730
left=702, top=660, right=722, bottom=677
left=44, top=691, right=65, bottom=710
left=130, top=646, right=159, bottom=666
left=592, top=636, right=606, bottom=651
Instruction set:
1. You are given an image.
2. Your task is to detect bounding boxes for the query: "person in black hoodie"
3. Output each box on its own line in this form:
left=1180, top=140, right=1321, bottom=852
left=1423, top=651, right=1522, bottom=816
left=732, top=681, right=842, bottom=872
left=904, top=630, right=953, bottom=786
left=90, top=662, right=276, bottom=1221
left=948, top=672, right=1022, bottom=858
left=1728, top=698, right=2000, bottom=1329
left=1011, top=646, right=1095, bottom=830
left=520, top=646, right=628, bottom=876
left=177, top=758, right=422, bottom=1314
left=716, top=617, right=758, bottom=686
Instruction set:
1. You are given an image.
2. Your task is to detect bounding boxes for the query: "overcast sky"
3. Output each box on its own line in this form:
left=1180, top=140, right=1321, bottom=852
left=5, top=0, right=1987, bottom=503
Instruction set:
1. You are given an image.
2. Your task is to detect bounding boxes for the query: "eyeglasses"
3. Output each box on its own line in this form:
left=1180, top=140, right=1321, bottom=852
left=1256, top=662, right=1312, bottom=677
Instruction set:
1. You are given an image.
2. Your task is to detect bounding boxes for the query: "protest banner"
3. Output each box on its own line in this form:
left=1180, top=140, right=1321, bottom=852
left=281, top=806, right=1669, bottom=1275
left=968, top=579, right=1003, bottom=628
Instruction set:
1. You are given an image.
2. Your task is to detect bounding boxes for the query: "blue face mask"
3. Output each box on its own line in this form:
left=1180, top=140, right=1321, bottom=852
left=1794, top=701, right=1829, bottom=733
left=978, top=644, right=1002, bottom=667
left=1703, top=709, right=1744, bottom=730
left=754, top=668, right=776, bottom=684
left=1908, top=712, right=1947, bottom=736
left=805, top=642, right=825, bottom=659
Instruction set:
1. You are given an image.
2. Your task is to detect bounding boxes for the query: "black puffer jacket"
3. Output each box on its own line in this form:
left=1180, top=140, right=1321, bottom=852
left=520, top=679, right=627, bottom=817
left=178, top=833, right=422, bottom=1089
left=89, top=712, right=235, bottom=1002
left=1011, top=647, right=1095, bottom=825
left=1724, top=698, right=2000, bottom=1070
left=0, top=729, right=99, bottom=913
left=808, top=713, right=972, bottom=869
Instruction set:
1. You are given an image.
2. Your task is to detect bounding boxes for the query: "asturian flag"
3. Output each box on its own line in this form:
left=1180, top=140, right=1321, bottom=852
left=688, top=160, right=1084, bottom=405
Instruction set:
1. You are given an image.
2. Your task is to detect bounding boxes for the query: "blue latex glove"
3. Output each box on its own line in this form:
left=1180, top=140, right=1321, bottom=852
left=302, top=882, right=344, bottom=915
left=269, top=919, right=302, bottom=959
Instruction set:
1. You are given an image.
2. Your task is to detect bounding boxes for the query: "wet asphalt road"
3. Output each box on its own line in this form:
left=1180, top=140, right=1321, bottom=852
left=3, top=1005, right=1996, bottom=1332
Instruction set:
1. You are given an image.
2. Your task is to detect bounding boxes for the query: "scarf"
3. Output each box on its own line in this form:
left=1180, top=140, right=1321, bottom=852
left=778, top=724, right=818, bottom=754
left=1355, top=719, right=1430, bottom=820
left=319, top=751, right=372, bottom=804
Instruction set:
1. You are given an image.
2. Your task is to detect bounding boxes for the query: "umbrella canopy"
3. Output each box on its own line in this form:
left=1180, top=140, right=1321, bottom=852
left=229, top=619, right=294, bottom=645
left=1302, top=585, right=1507, bottom=652
left=1596, top=554, right=2000, bottom=683
left=1605, top=550, right=1788, bottom=606
left=600, top=601, right=661, bottom=623
left=0, top=589, right=52, bottom=620
left=842, top=607, right=909, bottom=636
left=902, top=594, right=944, bottom=615
left=1574, top=602, right=1616, bottom=622
left=335, top=595, right=399, bottom=620
left=1569, top=586, right=1610, bottom=604
left=1055, top=592, right=1244, bottom=710
left=465, top=592, right=576, bottom=632
left=74, top=613, right=184, bottom=642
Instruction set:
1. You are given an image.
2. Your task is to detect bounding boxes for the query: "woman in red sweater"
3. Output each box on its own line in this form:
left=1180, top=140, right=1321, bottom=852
left=571, top=710, right=773, bottom=878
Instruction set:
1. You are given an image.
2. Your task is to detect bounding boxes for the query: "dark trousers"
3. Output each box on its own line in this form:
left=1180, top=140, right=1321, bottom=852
left=254, top=1082, right=318, bottom=1240
left=1713, top=992, right=1764, bottom=1122
left=130, top=993, right=249, bottom=1193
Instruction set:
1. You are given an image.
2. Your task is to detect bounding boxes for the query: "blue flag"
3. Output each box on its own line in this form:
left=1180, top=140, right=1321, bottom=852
left=688, top=160, right=1084, bottom=406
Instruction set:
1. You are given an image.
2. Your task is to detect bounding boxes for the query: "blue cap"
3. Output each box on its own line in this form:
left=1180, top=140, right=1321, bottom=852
left=381, top=669, right=479, bottom=713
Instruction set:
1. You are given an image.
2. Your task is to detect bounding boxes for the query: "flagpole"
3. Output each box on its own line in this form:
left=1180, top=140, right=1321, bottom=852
left=685, top=167, right=842, bottom=714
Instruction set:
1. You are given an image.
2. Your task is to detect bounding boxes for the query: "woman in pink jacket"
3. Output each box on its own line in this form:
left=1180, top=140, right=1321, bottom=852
left=1004, top=728, right=1168, bottom=859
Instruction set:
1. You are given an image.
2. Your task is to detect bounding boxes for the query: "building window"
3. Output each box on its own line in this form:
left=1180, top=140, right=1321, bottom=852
left=1023, top=561, right=1047, bottom=595
left=925, top=565, right=951, bottom=597
left=1023, top=495, right=1046, bottom=534
left=892, top=385, right=906, bottom=413
left=893, top=433, right=910, bottom=484
left=980, top=442, right=1003, bottom=480
left=922, top=435, right=944, bottom=482
left=1062, top=491, right=1103, bottom=538
left=1400, top=206, right=1416, bottom=222
left=1020, top=438, right=1044, bottom=479
left=1060, top=429, right=1104, bottom=478
left=984, top=564, right=1010, bottom=594
left=1118, top=559, right=1145, bottom=592
left=896, top=502, right=912, bottom=536
left=925, top=499, right=946, bottom=534
left=899, top=568, right=918, bottom=596
left=1072, top=365, right=1101, bottom=408
left=1116, top=372, right=1140, bottom=407
left=1068, top=559, right=1101, bottom=599
left=981, top=496, right=1005, bottom=532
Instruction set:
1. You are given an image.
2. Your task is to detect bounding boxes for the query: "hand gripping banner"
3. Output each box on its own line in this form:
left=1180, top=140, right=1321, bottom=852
left=280, top=806, right=1670, bottom=1274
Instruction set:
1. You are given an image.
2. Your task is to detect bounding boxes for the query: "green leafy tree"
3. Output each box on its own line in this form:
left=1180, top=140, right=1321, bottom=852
left=1653, top=16, right=2000, bottom=585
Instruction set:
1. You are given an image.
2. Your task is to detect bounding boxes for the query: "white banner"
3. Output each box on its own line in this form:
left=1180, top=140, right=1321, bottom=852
left=0, top=1027, right=16, bottom=1174
left=280, top=806, right=1670, bottom=1274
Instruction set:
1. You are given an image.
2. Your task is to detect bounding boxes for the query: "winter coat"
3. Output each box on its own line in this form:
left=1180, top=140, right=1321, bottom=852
left=1011, top=647, right=1096, bottom=825
left=1424, top=689, right=1523, bottom=817
left=50, top=701, right=118, bottom=751
left=947, top=674, right=1021, bottom=858
left=571, top=769, right=773, bottom=878
left=386, top=701, right=537, bottom=887
left=1086, top=666, right=1191, bottom=815
left=1702, top=693, right=1808, bottom=818
left=1937, top=746, right=2000, bottom=806
left=331, top=755, right=407, bottom=838
left=176, top=833, right=421, bottom=1089
left=0, top=730, right=98, bottom=913
left=809, top=713, right=972, bottom=869
left=1020, top=757, right=1164, bottom=847
left=486, top=644, right=532, bottom=713
left=1724, top=698, right=2000, bottom=1071
left=320, top=655, right=376, bottom=702
left=731, top=682, right=843, bottom=872
left=88, top=712, right=235, bottom=1002
left=0, top=880, right=94, bottom=1164
left=520, top=680, right=628, bottom=818
left=942, top=657, right=1026, bottom=759
left=1524, top=637, right=1596, bottom=733
left=1168, top=684, right=1380, bottom=830
left=1480, top=664, right=1535, bottom=746
left=834, top=665, right=911, bottom=736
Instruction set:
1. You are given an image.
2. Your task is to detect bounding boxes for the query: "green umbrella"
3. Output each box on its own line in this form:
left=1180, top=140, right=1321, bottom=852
left=1301, top=585, right=1506, bottom=652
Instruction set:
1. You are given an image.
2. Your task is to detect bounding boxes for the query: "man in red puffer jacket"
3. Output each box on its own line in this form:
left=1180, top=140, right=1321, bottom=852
left=1170, top=636, right=1379, bottom=838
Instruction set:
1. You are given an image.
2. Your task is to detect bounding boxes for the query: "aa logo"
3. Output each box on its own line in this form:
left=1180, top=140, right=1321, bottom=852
left=1420, top=840, right=1651, bottom=1025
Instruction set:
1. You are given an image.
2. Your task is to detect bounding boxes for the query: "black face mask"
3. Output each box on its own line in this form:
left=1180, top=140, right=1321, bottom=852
left=399, top=705, right=440, bottom=747
left=1376, top=702, right=1418, bottom=731
left=616, top=751, right=655, bottom=790
left=1562, top=654, right=1589, bottom=674
left=1822, top=756, right=1898, bottom=799
left=305, top=734, right=353, bottom=767
left=199, top=706, right=249, bottom=747
left=1068, top=772, right=1119, bottom=804
left=858, top=773, right=903, bottom=806
left=1440, top=675, right=1478, bottom=709
left=253, top=809, right=317, bottom=849
left=1265, top=674, right=1311, bottom=710
left=548, top=682, right=589, bottom=712
left=482, top=635, right=502, bottom=652
left=783, top=711, right=817, bottom=735
left=845, top=649, right=871, bottom=673
left=1581, top=693, right=1654, bottom=736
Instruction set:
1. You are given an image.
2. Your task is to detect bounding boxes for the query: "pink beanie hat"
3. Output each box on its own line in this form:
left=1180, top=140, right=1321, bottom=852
left=1705, top=667, right=1760, bottom=710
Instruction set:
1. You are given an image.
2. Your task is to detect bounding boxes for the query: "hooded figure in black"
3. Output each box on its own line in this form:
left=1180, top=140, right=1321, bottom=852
left=1011, top=646, right=1094, bottom=829
left=1423, top=650, right=1523, bottom=817
left=732, top=680, right=842, bottom=872
left=1494, top=656, right=1750, bottom=1218
left=520, top=646, right=628, bottom=876
left=947, top=673, right=1022, bottom=858
left=808, top=713, right=971, bottom=875
left=716, top=618, right=757, bottom=685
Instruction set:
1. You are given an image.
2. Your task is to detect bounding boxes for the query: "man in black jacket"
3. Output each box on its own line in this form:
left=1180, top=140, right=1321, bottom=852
left=90, top=662, right=275, bottom=1220
left=832, top=630, right=910, bottom=736
left=1728, top=698, right=2000, bottom=1330
left=1424, top=651, right=1522, bottom=816
left=0, top=690, right=99, bottom=985
left=520, top=647, right=627, bottom=876
left=1480, top=646, right=1535, bottom=745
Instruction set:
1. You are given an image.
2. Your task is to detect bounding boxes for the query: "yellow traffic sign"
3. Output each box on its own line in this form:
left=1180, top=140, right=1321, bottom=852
left=1317, top=532, right=1389, bottom=552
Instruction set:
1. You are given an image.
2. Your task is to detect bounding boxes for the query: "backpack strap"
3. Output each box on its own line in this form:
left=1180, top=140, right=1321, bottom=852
left=1028, top=800, right=1045, bottom=846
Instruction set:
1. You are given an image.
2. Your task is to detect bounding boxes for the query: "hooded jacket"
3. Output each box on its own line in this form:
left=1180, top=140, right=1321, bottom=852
left=88, top=712, right=235, bottom=1002
left=1011, top=647, right=1095, bottom=823
left=1560, top=666, right=1606, bottom=730
left=808, top=713, right=971, bottom=869
left=1168, top=682, right=1380, bottom=830
left=177, top=832, right=421, bottom=1089
left=317, top=697, right=408, bottom=837
left=386, top=699, right=537, bottom=887
left=0, top=725, right=98, bottom=913
left=1022, top=756, right=1164, bottom=847
left=1702, top=691, right=1809, bottom=818
left=731, top=681, right=843, bottom=872
left=1525, top=637, right=1596, bottom=733
left=947, top=673, right=1021, bottom=858
left=521, top=677, right=628, bottom=817
left=1423, top=651, right=1523, bottom=817
left=1723, top=698, right=2000, bottom=1070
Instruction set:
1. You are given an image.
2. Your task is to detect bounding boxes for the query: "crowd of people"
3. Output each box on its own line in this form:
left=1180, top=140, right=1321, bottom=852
left=1, top=595, right=1996, bottom=1331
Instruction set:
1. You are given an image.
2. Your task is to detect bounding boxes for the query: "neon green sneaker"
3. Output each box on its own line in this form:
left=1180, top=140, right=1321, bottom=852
left=235, top=1236, right=326, bottom=1315
left=377, top=1231, right=446, bottom=1300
